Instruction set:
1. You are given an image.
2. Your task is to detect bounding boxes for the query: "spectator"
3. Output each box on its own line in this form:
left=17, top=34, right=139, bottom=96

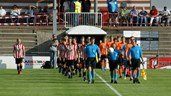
left=25, top=5, right=35, bottom=23
left=0, top=6, right=6, bottom=17
left=129, top=6, right=139, bottom=25
left=70, top=0, right=75, bottom=12
left=11, top=5, right=22, bottom=23
left=108, top=0, right=119, bottom=27
left=49, top=34, right=58, bottom=69
left=38, top=6, right=49, bottom=23
left=82, top=0, right=91, bottom=25
left=11, top=5, right=21, bottom=16
left=149, top=6, right=159, bottom=26
left=139, top=7, right=148, bottom=26
left=160, top=6, right=170, bottom=26
left=74, top=0, right=82, bottom=26
left=63, top=0, right=70, bottom=12
left=82, top=0, right=91, bottom=12
left=119, top=7, right=129, bottom=26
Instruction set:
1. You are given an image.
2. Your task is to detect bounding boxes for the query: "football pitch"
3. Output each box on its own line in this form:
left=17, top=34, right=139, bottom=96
left=0, top=69, right=171, bottom=96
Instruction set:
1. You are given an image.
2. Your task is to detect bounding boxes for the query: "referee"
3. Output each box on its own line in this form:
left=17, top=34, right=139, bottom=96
left=85, top=37, right=101, bottom=84
left=128, top=39, right=144, bottom=84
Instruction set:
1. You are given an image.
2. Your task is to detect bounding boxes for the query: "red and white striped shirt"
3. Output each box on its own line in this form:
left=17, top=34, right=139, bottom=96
left=78, top=43, right=86, bottom=59
left=66, top=44, right=76, bottom=60
left=58, top=43, right=67, bottom=59
left=73, top=43, right=78, bottom=59
left=13, top=43, right=25, bottom=58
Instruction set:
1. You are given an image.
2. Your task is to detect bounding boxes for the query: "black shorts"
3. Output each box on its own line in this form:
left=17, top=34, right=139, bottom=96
left=126, top=60, right=132, bottom=67
left=86, top=57, right=96, bottom=68
left=57, top=58, right=66, bottom=65
left=66, top=60, right=74, bottom=66
left=131, top=59, right=141, bottom=70
left=109, top=60, right=118, bottom=71
left=78, top=58, right=86, bottom=68
left=15, top=58, right=23, bottom=64
left=74, top=59, right=78, bottom=65
left=101, top=55, right=107, bottom=61
left=80, top=58, right=86, bottom=64
left=117, top=56, right=123, bottom=65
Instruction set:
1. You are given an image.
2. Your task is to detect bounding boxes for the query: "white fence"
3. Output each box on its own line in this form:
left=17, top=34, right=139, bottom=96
left=64, top=12, right=102, bottom=28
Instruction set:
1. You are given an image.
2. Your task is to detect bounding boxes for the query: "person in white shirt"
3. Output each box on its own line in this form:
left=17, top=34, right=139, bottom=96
left=0, top=6, right=6, bottom=17
left=11, top=5, right=22, bottom=16
left=160, top=6, right=170, bottom=26
left=63, top=0, right=70, bottom=12
left=10, top=5, right=22, bottom=23
left=129, top=6, right=139, bottom=25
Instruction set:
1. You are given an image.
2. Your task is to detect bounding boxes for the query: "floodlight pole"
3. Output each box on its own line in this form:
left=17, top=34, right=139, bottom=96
left=53, top=0, right=57, bottom=35
left=53, top=0, right=58, bottom=68
left=94, top=0, right=98, bottom=25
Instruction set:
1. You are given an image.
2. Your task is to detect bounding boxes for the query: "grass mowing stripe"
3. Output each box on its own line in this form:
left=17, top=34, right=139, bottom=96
left=96, top=73, right=123, bottom=96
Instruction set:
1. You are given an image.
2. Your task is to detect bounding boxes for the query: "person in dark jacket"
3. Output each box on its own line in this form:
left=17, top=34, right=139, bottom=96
left=81, top=0, right=91, bottom=25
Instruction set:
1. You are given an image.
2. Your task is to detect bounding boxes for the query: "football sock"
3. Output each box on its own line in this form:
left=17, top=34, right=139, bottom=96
left=113, top=73, right=118, bottom=81
left=110, top=71, right=113, bottom=80
left=17, top=66, right=20, bottom=71
left=83, top=72, right=86, bottom=77
left=124, top=68, right=127, bottom=77
left=119, top=67, right=123, bottom=77
left=79, top=68, right=81, bottom=74
left=91, top=72, right=95, bottom=80
left=20, top=65, right=22, bottom=71
left=132, top=70, right=135, bottom=79
left=129, top=70, right=132, bottom=79
left=88, top=72, right=91, bottom=80
left=137, top=70, right=140, bottom=79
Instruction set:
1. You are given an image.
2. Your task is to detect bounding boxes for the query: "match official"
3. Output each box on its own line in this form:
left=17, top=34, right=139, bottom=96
left=128, top=39, right=144, bottom=84
left=85, top=37, right=101, bottom=84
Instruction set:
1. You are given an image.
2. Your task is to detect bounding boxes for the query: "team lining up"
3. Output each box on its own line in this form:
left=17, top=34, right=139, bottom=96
left=12, top=35, right=144, bottom=84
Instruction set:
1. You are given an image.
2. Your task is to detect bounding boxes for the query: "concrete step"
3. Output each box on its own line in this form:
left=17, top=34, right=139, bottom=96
left=159, top=34, right=171, bottom=37
left=0, top=48, right=38, bottom=54
left=0, top=33, right=37, bottom=38
left=0, top=33, right=36, bottom=35
left=159, top=41, right=171, bottom=45
left=0, top=37, right=37, bottom=41
left=159, top=37, right=171, bottom=41
left=0, top=50, right=38, bottom=55
left=0, top=40, right=36, bottom=43
left=0, top=29, right=34, bottom=33
left=0, top=47, right=37, bottom=53
left=159, top=48, right=171, bottom=53
left=0, top=42, right=37, bottom=47
left=159, top=31, right=171, bottom=34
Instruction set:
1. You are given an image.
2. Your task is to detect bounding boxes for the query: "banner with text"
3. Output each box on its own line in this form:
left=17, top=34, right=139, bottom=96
left=0, top=56, right=50, bottom=69
left=149, top=57, right=171, bottom=69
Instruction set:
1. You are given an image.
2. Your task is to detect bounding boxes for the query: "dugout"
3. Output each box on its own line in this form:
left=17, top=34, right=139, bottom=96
left=65, top=25, right=107, bottom=45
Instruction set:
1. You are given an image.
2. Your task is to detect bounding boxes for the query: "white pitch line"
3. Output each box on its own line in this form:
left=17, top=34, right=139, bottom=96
left=96, top=73, right=123, bottom=96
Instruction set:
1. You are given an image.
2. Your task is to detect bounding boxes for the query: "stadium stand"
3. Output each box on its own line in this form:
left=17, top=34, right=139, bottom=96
left=94, top=0, right=150, bottom=11
left=0, top=28, right=38, bottom=55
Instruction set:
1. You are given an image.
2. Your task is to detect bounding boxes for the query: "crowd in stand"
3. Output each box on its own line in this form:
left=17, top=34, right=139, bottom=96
left=0, top=0, right=170, bottom=26
left=0, top=5, right=51, bottom=23
left=61, top=0, right=91, bottom=13
left=108, top=0, right=171, bottom=26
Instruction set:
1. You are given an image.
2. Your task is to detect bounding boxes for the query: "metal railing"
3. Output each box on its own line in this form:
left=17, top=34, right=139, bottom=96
left=64, top=12, right=102, bottom=28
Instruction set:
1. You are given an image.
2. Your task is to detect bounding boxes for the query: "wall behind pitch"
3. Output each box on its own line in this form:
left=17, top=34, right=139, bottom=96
left=0, top=56, right=50, bottom=69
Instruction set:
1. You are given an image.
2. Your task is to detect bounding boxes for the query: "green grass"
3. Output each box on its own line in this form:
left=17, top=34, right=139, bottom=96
left=0, top=69, right=171, bottom=96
